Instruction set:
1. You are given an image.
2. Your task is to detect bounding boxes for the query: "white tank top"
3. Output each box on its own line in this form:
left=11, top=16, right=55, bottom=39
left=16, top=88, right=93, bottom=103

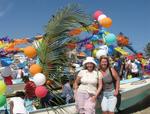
left=10, top=97, right=28, bottom=114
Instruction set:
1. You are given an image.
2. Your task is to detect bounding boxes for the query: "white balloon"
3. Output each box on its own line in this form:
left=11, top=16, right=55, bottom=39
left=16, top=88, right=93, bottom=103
left=33, top=73, right=46, bottom=86
left=99, top=45, right=108, bottom=53
left=96, top=50, right=108, bottom=59
left=98, top=14, right=107, bottom=21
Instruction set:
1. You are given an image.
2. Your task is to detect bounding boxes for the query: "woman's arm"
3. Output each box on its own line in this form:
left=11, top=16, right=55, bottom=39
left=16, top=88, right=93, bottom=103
left=111, top=68, right=120, bottom=96
left=73, top=76, right=81, bottom=91
left=95, top=77, right=102, bottom=98
left=9, top=101, right=14, bottom=114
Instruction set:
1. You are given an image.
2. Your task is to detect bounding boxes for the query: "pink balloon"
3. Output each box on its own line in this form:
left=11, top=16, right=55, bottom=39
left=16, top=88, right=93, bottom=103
left=93, top=10, right=103, bottom=20
left=35, top=86, right=48, bottom=98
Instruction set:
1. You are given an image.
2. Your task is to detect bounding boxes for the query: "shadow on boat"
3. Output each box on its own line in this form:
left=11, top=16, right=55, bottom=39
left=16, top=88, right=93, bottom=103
left=116, top=95, right=150, bottom=114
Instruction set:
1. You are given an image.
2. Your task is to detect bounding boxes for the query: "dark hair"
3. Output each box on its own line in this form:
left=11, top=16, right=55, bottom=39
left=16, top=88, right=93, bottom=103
left=15, top=91, right=25, bottom=98
left=99, top=55, right=110, bottom=69
left=61, top=76, right=69, bottom=85
left=22, top=76, right=29, bottom=83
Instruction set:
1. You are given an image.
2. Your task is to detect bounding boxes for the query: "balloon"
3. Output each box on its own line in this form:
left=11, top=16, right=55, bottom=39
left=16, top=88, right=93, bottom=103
left=33, top=73, right=46, bottom=86
left=96, top=45, right=108, bottom=59
left=85, top=43, right=93, bottom=50
left=35, top=86, right=48, bottom=98
left=96, top=50, right=108, bottom=59
left=98, top=14, right=107, bottom=21
left=99, top=45, right=109, bottom=53
left=29, top=64, right=42, bottom=76
left=0, top=80, right=7, bottom=95
left=105, top=33, right=116, bottom=44
left=24, top=46, right=37, bottom=58
left=100, top=17, right=112, bottom=28
left=93, top=10, right=103, bottom=20
left=92, top=49, right=98, bottom=57
left=108, top=45, right=114, bottom=55
left=0, top=95, right=6, bottom=107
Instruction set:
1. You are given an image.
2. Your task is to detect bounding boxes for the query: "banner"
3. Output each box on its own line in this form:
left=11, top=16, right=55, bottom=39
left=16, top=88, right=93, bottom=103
left=115, top=47, right=128, bottom=55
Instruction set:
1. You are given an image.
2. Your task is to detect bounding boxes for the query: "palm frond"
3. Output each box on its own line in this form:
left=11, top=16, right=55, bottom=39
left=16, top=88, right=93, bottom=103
left=36, top=4, right=91, bottom=78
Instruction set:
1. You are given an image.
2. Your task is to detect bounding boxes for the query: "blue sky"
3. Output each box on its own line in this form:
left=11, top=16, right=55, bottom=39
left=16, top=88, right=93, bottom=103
left=0, top=0, right=150, bottom=52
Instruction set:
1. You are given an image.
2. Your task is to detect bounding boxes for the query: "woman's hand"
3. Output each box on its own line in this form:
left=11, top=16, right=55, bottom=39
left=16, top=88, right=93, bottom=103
left=90, top=95, right=97, bottom=102
left=73, top=89, right=77, bottom=99
left=114, top=90, right=118, bottom=96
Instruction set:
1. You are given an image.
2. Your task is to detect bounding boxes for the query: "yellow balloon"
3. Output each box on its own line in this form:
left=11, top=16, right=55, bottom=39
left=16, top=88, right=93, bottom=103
left=92, top=49, right=98, bottom=57
left=0, top=80, right=7, bottom=95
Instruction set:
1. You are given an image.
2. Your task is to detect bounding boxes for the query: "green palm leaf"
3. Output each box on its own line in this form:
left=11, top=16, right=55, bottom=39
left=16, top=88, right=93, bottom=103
left=36, top=4, right=91, bottom=78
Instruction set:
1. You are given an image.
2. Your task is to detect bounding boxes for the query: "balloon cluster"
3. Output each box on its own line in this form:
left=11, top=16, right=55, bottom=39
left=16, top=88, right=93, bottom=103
left=28, top=64, right=48, bottom=98
left=93, top=10, right=112, bottom=28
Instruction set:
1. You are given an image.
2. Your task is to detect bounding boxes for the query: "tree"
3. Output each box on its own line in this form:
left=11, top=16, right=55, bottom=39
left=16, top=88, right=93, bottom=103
left=144, top=42, right=150, bottom=57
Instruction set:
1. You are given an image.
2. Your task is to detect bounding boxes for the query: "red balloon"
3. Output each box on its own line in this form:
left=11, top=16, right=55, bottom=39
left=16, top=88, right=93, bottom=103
left=35, top=86, right=48, bottom=98
left=93, top=10, right=103, bottom=20
left=85, top=44, right=94, bottom=50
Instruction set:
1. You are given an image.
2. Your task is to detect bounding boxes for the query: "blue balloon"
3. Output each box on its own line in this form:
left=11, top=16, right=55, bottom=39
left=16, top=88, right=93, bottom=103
left=105, top=33, right=116, bottom=44
left=108, top=45, right=114, bottom=55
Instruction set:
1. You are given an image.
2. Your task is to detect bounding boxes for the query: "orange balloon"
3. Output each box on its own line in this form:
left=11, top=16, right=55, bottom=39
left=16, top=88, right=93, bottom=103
left=29, top=64, right=42, bottom=76
left=100, top=17, right=112, bottom=28
left=24, top=46, right=37, bottom=58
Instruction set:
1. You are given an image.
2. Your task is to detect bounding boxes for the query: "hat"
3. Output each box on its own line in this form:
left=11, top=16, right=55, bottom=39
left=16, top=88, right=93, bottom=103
left=83, top=57, right=97, bottom=66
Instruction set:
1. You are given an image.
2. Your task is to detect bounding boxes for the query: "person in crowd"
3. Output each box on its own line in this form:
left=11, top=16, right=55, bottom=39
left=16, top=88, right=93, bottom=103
left=39, top=91, right=66, bottom=108
left=99, top=56, right=120, bottom=114
left=1, top=66, right=13, bottom=85
left=40, top=92, right=54, bottom=108
left=113, top=57, right=124, bottom=80
left=125, top=59, right=132, bottom=79
left=130, top=60, right=139, bottom=77
left=23, top=65, right=29, bottom=76
left=22, top=76, right=36, bottom=100
left=74, top=56, right=102, bottom=114
left=16, top=67, right=25, bottom=79
left=9, top=91, right=28, bottom=114
left=61, top=76, right=74, bottom=104
left=135, top=58, right=143, bottom=77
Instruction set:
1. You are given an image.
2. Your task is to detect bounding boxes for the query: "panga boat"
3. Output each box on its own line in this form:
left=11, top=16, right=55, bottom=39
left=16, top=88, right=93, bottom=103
left=28, top=75, right=150, bottom=114
left=1, top=76, right=150, bottom=114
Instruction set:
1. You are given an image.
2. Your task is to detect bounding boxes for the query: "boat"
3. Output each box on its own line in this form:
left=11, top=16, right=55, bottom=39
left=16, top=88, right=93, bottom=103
left=1, top=76, right=150, bottom=114
left=29, top=75, right=150, bottom=114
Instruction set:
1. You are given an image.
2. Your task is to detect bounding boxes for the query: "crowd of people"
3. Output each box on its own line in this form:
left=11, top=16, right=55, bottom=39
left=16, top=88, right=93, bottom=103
left=1, top=55, right=150, bottom=114
left=111, top=56, right=144, bottom=80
